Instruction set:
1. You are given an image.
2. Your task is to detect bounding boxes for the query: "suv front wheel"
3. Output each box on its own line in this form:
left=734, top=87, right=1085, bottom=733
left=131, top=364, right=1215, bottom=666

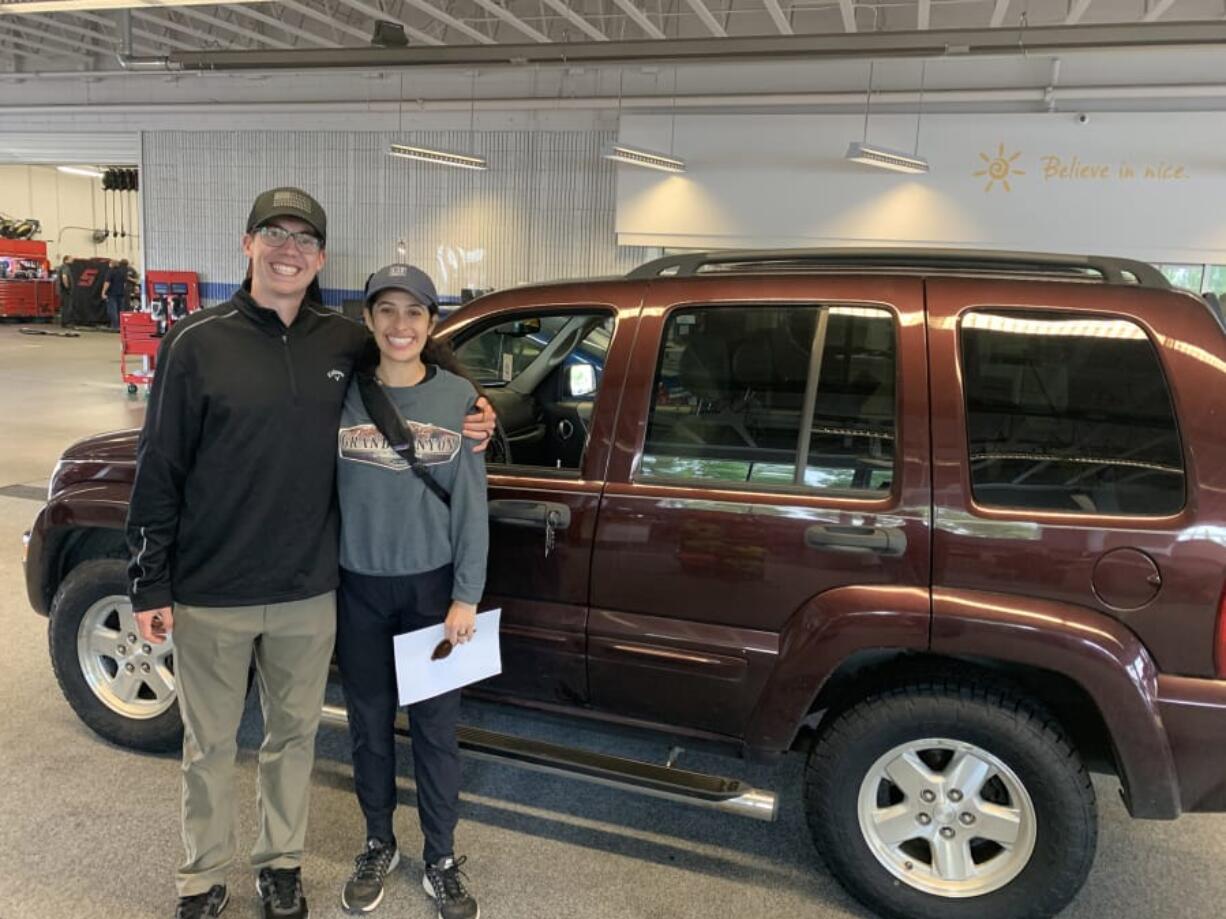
left=48, top=559, right=183, bottom=753
left=805, top=680, right=1096, bottom=919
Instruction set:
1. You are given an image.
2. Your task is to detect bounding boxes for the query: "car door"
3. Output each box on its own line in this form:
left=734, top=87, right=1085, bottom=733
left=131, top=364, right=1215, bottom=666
left=925, top=278, right=1197, bottom=669
left=443, top=285, right=642, bottom=705
left=588, top=275, right=931, bottom=737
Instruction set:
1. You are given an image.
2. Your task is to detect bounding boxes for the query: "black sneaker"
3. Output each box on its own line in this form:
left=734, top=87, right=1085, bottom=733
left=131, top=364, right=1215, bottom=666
left=175, top=885, right=229, bottom=919
left=421, top=856, right=479, bottom=919
left=256, top=867, right=308, bottom=919
left=341, top=838, right=400, bottom=914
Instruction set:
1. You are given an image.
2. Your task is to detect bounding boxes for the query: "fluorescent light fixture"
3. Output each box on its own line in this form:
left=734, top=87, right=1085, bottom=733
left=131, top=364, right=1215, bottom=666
left=1, top=0, right=271, bottom=12
left=387, top=143, right=487, bottom=171
left=604, top=143, right=686, bottom=174
left=845, top=141, right=930, bottom=175
left=57, top=165, right=103, bottom=178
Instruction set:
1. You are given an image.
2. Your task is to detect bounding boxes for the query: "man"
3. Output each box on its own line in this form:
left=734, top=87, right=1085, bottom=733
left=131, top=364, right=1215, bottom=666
left=126, top=187, right=495, bottom=919
left=54, top=255, right=73, bottom=320
left=102, top=258, right=128, bottom=329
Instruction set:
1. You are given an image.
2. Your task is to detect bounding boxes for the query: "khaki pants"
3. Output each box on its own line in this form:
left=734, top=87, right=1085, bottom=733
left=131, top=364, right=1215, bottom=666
left=172, top=593, right=336, bottom=896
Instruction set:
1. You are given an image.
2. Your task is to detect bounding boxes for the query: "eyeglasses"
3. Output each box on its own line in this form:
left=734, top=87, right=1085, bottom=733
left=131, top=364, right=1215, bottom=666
left=257, top=224, right=323, bottom=253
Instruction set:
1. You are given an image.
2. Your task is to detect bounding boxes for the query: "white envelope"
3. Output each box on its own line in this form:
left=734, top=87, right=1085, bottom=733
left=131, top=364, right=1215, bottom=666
left=392, top=609, right=502, bottom=706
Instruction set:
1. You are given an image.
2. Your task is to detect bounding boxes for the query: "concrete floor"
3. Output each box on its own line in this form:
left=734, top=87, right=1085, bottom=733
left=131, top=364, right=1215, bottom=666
left=0, top=323, right=1222, bottom=919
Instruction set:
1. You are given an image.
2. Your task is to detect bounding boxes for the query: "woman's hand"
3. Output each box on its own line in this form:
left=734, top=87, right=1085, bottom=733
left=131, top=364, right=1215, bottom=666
left=462, top=396, right=496, bottom=453
left=444, top=601, right=478, bottom=645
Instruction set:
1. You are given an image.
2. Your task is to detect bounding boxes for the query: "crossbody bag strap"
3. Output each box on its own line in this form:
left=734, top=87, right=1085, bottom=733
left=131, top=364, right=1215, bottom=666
left=355, top=372, right=452, bottom=508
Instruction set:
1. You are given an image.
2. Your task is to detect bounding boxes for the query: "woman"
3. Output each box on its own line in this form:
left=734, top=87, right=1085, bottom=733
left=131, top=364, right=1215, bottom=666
left=335, top=263, right=487, bottom=919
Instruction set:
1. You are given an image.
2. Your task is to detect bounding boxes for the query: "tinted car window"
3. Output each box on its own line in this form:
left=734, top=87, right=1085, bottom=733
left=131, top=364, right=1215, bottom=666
left=639, top=305, right=896, bottom=494
left=960, top=310, right=1184, bottom=515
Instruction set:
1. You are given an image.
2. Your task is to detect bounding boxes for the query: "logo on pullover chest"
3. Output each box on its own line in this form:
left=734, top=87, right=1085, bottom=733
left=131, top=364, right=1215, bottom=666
left=326, top=369, right=346, bottom=382
left=338, top=421, right=462, bottom=470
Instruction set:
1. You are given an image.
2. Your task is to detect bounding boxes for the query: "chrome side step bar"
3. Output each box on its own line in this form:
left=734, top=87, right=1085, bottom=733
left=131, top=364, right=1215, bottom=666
left=319, top=704, right=777, bottom=822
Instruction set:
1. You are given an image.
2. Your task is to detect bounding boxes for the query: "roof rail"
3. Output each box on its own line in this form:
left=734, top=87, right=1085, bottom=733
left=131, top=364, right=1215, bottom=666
left=627, top=248, right=1171, bottom=289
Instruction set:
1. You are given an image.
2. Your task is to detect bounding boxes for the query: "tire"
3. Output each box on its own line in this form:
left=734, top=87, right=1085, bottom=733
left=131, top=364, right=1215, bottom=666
left=805, top=679, right=1096, bottom=919
left=48, top=559, right=183, bottom=753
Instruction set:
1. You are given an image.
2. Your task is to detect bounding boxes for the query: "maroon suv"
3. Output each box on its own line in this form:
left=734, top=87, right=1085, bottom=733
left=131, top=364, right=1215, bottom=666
left=24, top=249, right=1226, bottom=919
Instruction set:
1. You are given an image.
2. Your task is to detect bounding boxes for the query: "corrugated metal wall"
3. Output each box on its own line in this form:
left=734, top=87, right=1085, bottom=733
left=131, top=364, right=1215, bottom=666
left=142, top=129, right=656, bottom=305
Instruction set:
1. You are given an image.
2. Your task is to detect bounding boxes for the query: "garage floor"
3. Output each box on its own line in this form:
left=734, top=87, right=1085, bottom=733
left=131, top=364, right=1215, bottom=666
left=0, top=323, right=1221, bottom=919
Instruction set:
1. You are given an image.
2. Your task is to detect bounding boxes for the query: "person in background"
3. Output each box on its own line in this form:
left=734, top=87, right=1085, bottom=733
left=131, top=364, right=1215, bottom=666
left=334, top=264, right=486, bottom=919
left=54, top=256, right=73, bottom=318
left=102, top=258, right=128, bottom=330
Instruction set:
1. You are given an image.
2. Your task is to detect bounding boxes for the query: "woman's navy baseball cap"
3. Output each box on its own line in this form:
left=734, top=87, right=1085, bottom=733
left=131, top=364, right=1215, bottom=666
left=364, top=263, right=439, bottom=314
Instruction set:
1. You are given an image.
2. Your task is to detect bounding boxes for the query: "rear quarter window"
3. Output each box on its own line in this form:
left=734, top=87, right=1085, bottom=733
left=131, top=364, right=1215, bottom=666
left=959, top=309, right=1185, bottom=516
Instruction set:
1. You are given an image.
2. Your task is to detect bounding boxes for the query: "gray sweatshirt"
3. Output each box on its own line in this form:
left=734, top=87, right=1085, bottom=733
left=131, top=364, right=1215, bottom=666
left=336, top=367, right=489, bottom=604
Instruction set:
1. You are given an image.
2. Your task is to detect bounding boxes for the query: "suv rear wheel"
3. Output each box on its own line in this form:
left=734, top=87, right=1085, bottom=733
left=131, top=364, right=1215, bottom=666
left=48, top=559, right=183, bottom=753
left=805, top=680, right=1096, bottom=919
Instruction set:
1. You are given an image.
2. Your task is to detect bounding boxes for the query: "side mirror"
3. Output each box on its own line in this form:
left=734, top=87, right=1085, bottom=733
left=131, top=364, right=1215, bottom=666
left=564, top=363, right=597, bottom=398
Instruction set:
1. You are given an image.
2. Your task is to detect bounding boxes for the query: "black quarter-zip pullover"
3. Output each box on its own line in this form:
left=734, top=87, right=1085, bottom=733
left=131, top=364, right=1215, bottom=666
left=126, top=287, right=371, bottom=611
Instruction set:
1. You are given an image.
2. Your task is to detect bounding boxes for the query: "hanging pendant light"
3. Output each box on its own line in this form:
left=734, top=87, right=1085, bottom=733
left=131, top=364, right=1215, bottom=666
left=388, top=69, right=488, bottom=171
left=845, top=60, right=930, bottom=175
left=605, top=66, right=687, bottom=174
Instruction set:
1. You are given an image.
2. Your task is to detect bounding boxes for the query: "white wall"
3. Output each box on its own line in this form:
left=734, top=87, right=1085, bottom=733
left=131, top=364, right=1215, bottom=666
left=0, top=164, right=140, bottom=264
left=616, top=111, right=1226, bottom=264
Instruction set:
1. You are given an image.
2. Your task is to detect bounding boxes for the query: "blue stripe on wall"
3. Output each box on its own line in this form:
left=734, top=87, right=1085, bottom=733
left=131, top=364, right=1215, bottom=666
left=199, top=282, right=462, bottom=309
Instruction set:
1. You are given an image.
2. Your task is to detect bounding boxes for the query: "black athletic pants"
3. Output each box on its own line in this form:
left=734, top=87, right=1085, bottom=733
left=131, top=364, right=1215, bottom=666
left=336, top=565, right=461, bottom=864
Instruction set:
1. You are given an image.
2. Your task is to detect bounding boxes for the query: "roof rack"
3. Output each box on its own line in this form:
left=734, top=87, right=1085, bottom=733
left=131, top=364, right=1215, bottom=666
left=627, top=248, right=1171, bottom=289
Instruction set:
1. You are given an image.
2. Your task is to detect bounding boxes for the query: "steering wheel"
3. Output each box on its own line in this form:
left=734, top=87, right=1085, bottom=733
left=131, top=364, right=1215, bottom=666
left=487, top=417, right=513, bottom=465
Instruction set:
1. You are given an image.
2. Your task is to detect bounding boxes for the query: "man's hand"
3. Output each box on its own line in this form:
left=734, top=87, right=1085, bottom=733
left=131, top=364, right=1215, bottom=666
left=462, top=396, right=497, bottom=454
left=443, top=601, right=478, bottom=645
left=135, top=606, right=174, bottom=644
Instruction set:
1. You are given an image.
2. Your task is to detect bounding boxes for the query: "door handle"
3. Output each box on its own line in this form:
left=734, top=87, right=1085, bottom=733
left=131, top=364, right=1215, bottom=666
left=489, top=499, right=572, bottom=531
left=804, top=524, right=906, bottom=556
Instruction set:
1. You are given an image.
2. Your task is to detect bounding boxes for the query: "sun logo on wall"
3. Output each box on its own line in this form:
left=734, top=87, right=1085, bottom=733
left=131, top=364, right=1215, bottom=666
left=975, top=144, right=1026, bottom=192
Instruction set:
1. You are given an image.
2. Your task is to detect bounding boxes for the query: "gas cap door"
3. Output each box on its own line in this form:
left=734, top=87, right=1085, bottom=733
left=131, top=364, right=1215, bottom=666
left=1092, top=548, right=1163, bottom=611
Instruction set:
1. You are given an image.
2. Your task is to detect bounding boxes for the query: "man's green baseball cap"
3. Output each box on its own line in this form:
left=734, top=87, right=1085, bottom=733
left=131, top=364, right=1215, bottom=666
left=246, top=187, right=327, bottom=245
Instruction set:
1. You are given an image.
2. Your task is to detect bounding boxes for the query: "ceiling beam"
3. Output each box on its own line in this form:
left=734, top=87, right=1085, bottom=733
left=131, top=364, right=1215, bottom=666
left=538, top=0, right=608, bottom=41
left=1065, top=0, right=1093, bottom=25
left=18, top=12, right=112, bottom=45
left=228, top=3, right=336, bottom=47
left=131, top=10, right=231, bottom=47
left=169, top=20, right=1226, bottom=69
left=917, top=0, right=930, bottom=29
left=1142, top=0, right=1177, bottom=22
left=277, top=0, right=372, bottom=41
left=684, top=0, right=727, bottom=36
left=399, top=0, right=495, bottom=43
left=838, top=0, right=856, bottom=32
left=467, top=0, right=551, bottom=41
left=177, top=7, right=293, bottom=48
left=129, top=24, right=197, bottom=51
left=761, top=0, right=792, bottom=35
left=0, top=28, right=92, bottom=62
left=0, top=17, right=111, bottom=55
left=608, top=0, right=665, bottom=39
left=329, top=0, right=444, bottom=46
left=990, top=0, right=1010, bottom=27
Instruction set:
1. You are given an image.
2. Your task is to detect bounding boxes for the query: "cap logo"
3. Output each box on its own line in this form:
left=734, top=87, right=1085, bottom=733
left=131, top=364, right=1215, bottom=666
left=389, top=266, right=407, bottom=276
left=273, top=189, right=313, bottom=212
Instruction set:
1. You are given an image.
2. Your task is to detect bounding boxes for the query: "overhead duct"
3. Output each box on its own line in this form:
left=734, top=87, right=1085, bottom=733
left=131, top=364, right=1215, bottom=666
left=165, top=21, right=1226, bottom=72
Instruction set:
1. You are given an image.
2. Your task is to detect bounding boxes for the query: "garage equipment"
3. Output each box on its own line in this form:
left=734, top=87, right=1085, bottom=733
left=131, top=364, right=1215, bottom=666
left=121, top=270, right=201, bottom=393
left=0, top=239, right=56, bottom=320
